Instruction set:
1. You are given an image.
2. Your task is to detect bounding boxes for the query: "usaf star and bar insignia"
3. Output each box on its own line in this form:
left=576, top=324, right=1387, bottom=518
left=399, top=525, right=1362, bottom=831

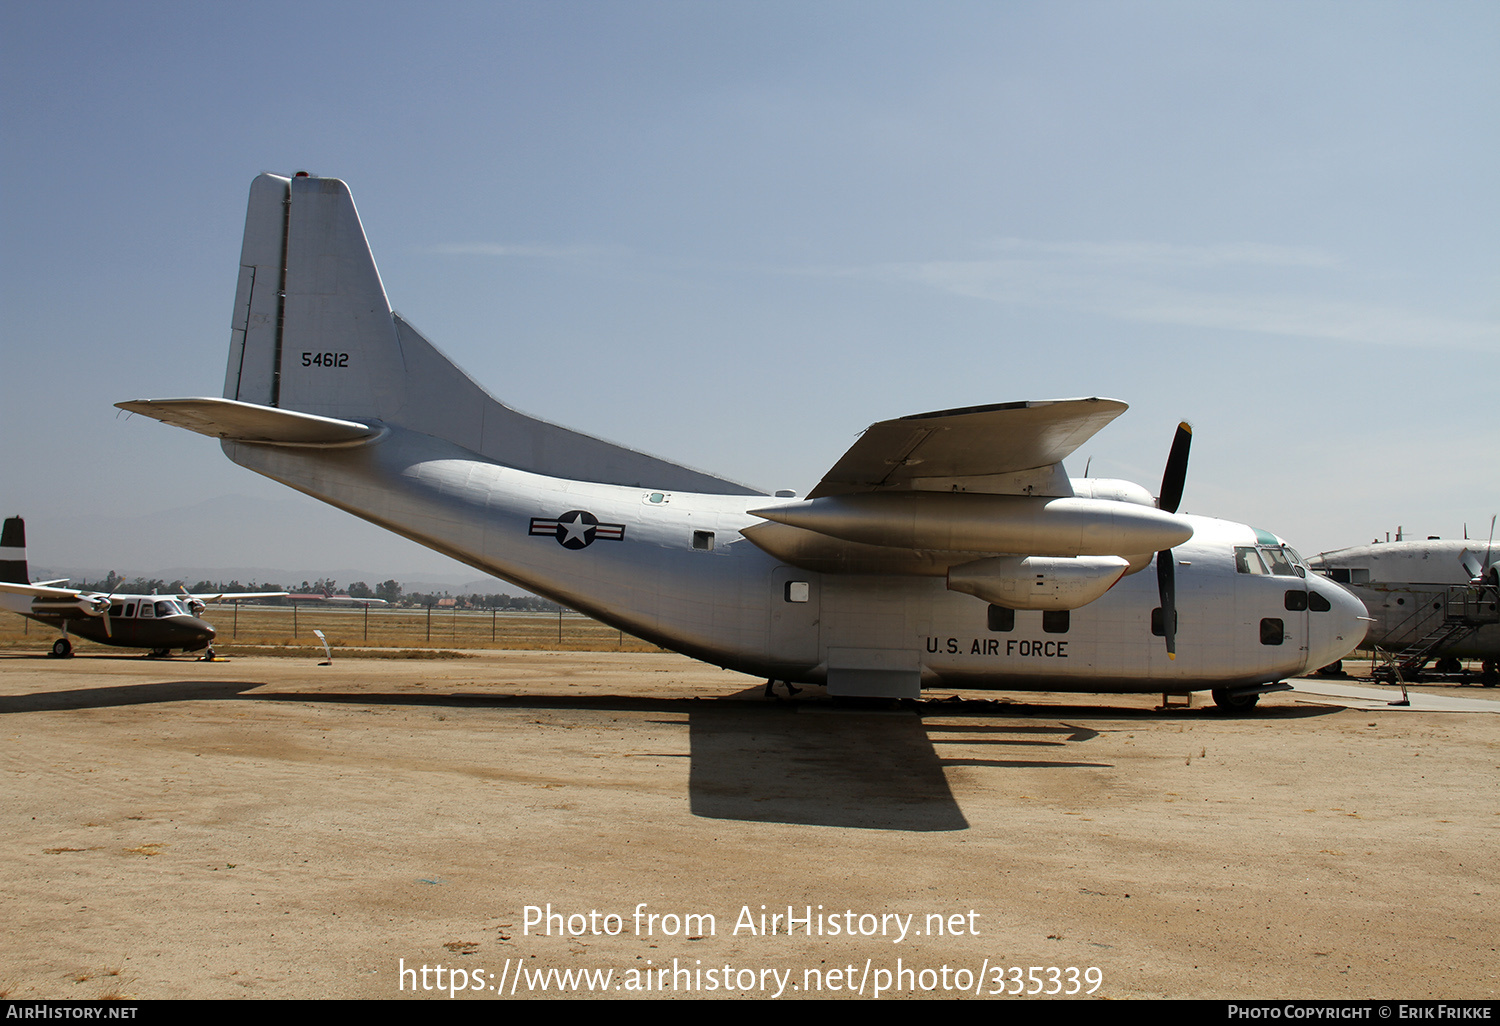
left=529, top=510, right=626, bottom=549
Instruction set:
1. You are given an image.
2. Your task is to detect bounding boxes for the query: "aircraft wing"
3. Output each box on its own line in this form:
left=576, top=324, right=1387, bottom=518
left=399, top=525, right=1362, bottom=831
left=0, top=581, right=92, bottom=600
left=116, top=398, right=380, bottom=447
left=188, top=591, right=290, bottom=603
left=807, top=397, right=1127, bottom=498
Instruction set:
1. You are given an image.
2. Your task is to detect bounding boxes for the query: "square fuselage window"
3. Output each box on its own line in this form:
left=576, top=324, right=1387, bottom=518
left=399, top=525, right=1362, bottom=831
left=988, top=605, right=1015, bottom=632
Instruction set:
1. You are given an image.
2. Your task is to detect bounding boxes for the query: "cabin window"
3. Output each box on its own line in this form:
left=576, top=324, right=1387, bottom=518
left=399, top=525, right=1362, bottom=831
left=1042, top=609, right=1070, bottom=634
left=1284, top=590, right=1307, bottom=611
left=987, top=605, right=1015, bottom=632
left=138, top=602, right=154, bottom=619
left=1260, top=618, right=1284, bottom=645
left=124, top=602, right=136, bottom=618
left=1309, top=592, right=1331, bottom=612
left=1151, top=607, right=1177, bottom=637
left=692, top=530, right=714, bottom=551
left=784, top=581, right=810, bottom=603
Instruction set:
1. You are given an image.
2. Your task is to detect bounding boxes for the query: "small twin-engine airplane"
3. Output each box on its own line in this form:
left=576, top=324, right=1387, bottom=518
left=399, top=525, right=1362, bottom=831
left=0, top=516, right=279, bottom=658
left=117, top=173, right=1367, bottom=709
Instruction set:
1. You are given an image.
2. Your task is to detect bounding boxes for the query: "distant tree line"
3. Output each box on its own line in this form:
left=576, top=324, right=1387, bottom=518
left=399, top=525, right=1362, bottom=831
left=72, top=572, right=560, bottom=611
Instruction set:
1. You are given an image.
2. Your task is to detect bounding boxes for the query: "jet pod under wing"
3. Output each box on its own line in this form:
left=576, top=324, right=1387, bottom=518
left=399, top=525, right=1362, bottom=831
left=743, top=397, right=1193, bottom=611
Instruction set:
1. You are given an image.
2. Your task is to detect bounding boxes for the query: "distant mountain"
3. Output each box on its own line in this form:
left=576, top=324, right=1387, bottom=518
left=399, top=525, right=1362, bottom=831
left=22, top=494, right=525, bottom=595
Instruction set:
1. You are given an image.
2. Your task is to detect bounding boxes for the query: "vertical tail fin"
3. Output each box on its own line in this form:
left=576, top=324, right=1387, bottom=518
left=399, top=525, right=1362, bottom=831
left=0, top=517, right=28, bottom=584
left=225, top=173, right=404, bottom=423
left=216, top=173, right=760, bottom=494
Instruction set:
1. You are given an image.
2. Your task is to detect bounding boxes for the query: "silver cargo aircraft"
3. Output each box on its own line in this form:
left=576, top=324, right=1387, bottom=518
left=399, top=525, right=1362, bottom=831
left=118, top=173, right=1366, bottom=710
left=1307, top=535, right=1499, bottom=682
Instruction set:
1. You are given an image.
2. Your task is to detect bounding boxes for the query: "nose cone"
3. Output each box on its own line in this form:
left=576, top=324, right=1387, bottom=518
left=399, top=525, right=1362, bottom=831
left=169, top=615, right=217, bottom=651
left=1305, top=576, right=1369, bottom=670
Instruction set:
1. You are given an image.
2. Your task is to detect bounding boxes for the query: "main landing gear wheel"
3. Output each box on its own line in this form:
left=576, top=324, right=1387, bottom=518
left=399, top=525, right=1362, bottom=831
left=1211, top=688, right=1260, bottom=712
left=50, top=638, right=73, bottom=658
left=148, top=647, right=171, bottom=659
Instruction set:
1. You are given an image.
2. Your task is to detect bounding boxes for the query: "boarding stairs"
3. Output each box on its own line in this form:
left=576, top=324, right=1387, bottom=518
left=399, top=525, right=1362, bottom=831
left=1385, top=584, right=1499, bottom=679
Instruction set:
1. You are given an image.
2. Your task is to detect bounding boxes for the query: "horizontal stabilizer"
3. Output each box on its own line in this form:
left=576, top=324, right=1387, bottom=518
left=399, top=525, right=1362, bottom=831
left=115, top=398, right=380, bottom=447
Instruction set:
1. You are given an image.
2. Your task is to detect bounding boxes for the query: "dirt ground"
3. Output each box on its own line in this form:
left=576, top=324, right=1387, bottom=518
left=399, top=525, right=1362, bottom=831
left=1, top=650, right=1496, bottom=1001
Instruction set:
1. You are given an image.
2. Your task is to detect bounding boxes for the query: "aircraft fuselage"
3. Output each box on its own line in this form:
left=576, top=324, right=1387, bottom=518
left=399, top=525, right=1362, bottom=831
left=226, top=424, right=1365, bottom=693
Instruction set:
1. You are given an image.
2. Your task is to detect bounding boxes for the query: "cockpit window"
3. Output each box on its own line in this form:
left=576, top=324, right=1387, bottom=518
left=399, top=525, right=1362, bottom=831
left=1236, top=545, right=1308, bottom=577
left=1262, top=546, right=1306, bottom=578
left=1262, top=546, right=1296, bottom=576
left=1235, top=547, right=1268, bottom=575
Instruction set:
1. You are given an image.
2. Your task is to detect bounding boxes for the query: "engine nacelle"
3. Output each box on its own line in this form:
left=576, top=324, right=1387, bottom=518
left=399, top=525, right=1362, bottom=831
left=29, top=594, right=110, bottom=618
left=946, top=555, right=1131, bottom=611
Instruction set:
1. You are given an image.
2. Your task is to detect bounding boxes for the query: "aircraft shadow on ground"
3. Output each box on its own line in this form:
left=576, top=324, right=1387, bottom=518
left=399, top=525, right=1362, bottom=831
left=0, top=679, right=1336, bottom=833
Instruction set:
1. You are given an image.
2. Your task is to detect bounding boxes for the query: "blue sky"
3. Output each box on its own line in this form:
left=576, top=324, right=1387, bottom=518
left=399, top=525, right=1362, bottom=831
left=2, top=1, right=1496, bottom=578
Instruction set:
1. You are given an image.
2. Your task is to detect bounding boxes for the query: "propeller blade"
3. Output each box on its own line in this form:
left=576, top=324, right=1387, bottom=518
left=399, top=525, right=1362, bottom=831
left=1158, top=421, right=1192, bottom=514
left=1153, top=421, right=1190, bottom=659
left=1157, top=549, right=1176, bottom=660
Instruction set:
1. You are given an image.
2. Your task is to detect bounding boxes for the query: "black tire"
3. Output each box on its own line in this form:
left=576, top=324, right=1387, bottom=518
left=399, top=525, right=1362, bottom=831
left=1211, top=688, right=1260, bottom=712
left=50, top=638, right=72, bottom=658
left=148, top=647, right=170, bottom=659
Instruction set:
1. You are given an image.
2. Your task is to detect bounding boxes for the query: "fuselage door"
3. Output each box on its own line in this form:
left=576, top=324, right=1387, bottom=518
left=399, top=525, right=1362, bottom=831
left=769, top=565, right=820, bottom=669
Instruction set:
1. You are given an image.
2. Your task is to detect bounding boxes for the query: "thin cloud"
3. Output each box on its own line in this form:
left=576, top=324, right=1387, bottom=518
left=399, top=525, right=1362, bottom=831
left=423, top=242, right=626, bottom=259
left=980, top=237, right=1343, bottom=270
left=820, top=240, right=1497, bottom=352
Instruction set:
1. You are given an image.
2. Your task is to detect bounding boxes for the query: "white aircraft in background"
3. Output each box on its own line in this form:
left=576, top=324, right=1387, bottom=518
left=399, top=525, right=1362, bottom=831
left=0, top=516, right=283, bottom=658
left=117, top=173, right=1366, bottom=710
left=1307, top=530, right=1499, bottom=683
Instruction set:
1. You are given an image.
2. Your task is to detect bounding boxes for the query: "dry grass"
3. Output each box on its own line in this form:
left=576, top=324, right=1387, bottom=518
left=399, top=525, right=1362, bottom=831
left=0, top=604, right=665, bottom=657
